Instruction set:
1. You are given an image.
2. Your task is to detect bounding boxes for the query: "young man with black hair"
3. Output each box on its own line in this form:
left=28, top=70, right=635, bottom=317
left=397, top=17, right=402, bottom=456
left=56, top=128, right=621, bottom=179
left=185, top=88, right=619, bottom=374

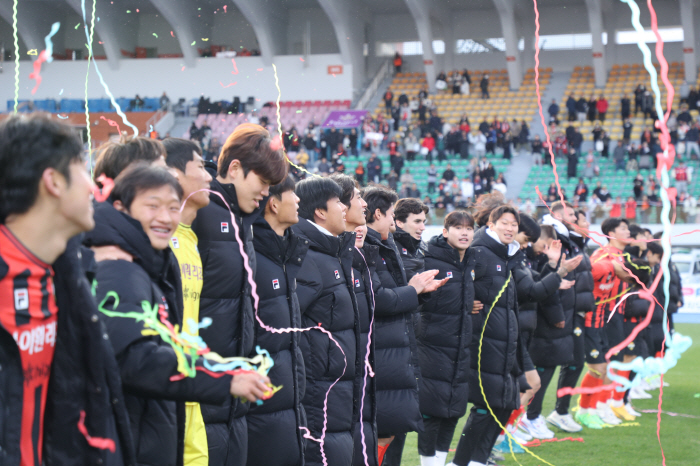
left=417, top=211, right=476, bottom=466
left=87, top=165, right=270, bottom=466
left=393, top=198, right=429, bottom=280
left=163, top=137, right=213, bottom=466
left=576, top=217, right=632, bottom=428
left=449, top=206, right=525, bottom=466
left=362, top=186, right=446, bottom=465
left=292, top=176, right=361, bottom=466
left=548, top=209, right=596, bottom=432
left=246, top=175, right=309, bottom=466
left=191, top=123, right=289, bottom=465
left=330, top=173, right=383, bottom=466
left=93, top=136, right=167, bottom=182
left=625, top=223, right=648, bottom=259
left=0, top=114, right=134, bottom=466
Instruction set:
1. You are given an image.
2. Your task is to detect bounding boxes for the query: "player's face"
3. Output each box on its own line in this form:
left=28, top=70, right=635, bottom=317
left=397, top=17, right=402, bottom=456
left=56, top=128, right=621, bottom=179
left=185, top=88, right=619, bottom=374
left=443, top=223, right=474, bottom=252
left=230, top=165, right=270, bottom=214
left=514, top=231, right=530, bottom=249
left=563, top=207, right=577, bottom=225
left=322, top=196, right=347, bottom=236
left=277, top=190, right=300, bottom=226
left=62, top=160, right=95, bottom=234
left=575, top=213, right=589, bottom=232
left=489, top=213, right=518, bottom=245
left=345, top=188, right=367, bottom=228
left=119, top=185, right=181, bottom=250
left=375, top=205, right=396, bottom=234
left=178, top=152, right=212, bottom=210
left=611, top=222, right=631, bottom=242
left=397, top=212, right=427, bottom=241
left=354, top=223, right=367, bottom=248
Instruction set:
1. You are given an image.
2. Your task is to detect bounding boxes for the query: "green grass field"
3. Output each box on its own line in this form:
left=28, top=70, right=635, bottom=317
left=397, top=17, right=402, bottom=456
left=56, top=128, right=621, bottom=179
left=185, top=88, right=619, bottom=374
left=399, top=323, right=700, bottom=466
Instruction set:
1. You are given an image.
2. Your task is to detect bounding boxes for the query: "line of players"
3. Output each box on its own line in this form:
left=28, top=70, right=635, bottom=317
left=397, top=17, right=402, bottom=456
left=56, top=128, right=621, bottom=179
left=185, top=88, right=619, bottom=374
left=0, top=114, right=680, bottom=466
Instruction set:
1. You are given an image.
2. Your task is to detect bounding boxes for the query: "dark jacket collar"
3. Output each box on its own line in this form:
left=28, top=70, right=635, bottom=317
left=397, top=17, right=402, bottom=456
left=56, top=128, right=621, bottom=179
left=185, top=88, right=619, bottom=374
left=393, top=227, right=422, bottom=255
left=292, top=218, right=354, bottom=257
left=85, top=202, right=171, bottom=282
left=253, top=216, right=304, bottom=266
left=570, top=232, right=588, bottom=249
left=426, top=234, right=464, bottom=266
left=209, top=178, right=268, bottom=229
left=353, top=243, right=379, bottom=270
left=471, top=226, right=524, bottom=265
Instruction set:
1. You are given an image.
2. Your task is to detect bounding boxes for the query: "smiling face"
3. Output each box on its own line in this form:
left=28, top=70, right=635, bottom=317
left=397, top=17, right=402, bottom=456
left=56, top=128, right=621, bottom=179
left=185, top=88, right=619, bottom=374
left=224, top=160, right=271, bottom=214
left=320, top=196, right=347, bottom=236
left=116, top=185, right=181, bottom=250
left=61, top=160, right=96, bottom=235
left=443, top=223, right=474, bottom=252
left=354, top=223, right=367, bottom=248
left=397, top=211, right=426, bottom=241
left=345, top=188, right=367, bottom=229
left=489, top=212, right=518, bottom=245
left=177, top=151, right=212, bottom=210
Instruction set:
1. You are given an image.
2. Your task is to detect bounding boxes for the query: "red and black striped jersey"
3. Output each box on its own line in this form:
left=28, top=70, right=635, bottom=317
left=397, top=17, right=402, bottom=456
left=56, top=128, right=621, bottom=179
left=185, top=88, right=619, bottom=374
left=0, top=225, right=58, bottom=466
left=588, top=245, right=628, bottom=328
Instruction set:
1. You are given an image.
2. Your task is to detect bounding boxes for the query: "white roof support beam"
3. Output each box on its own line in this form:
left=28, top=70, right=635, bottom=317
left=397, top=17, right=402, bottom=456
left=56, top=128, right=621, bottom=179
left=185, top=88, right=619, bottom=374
left=404, top=0, right=438, bottom=92
left=230, top=0, right=287, bottom=67
left=149, top=0, right=213, bottom=68
left=493, top=0, right=522, bottom=90
left=680, top=0, right=697, bottom=84
left=585, top=0, right=607, bottom=88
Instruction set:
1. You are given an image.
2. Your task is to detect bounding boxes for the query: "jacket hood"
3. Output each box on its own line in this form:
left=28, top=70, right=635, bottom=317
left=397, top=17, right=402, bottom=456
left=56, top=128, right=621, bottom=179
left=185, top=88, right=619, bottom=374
left=542, top=214, right=570, bottom=238
left=570, top=230, right=588, bottom=249
left=426, top=234, right=463, bottom=265
left=209, top=177, right=268, bottom=227
left=471, top=226, right=523, bottom=262
left=252, top=216, right=307, bottom=267
left=292, top=218, right=354, bottom=257
left=85, top=201, right=170, bottom=281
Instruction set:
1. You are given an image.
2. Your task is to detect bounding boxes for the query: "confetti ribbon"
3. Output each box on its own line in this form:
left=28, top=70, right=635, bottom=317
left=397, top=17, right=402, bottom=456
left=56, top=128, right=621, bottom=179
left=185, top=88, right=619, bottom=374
left=12, top=0, right=19, bottom=112
left=77, top=410, right=117, bottom=452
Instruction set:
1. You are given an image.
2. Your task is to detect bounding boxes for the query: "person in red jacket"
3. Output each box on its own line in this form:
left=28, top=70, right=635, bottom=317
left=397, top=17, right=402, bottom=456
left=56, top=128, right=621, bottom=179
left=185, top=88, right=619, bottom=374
left=625, top=197, right=637, bottom=220
left=610, top=197, right=622, bottom=217
left=596, top=96, right=609, bottom=122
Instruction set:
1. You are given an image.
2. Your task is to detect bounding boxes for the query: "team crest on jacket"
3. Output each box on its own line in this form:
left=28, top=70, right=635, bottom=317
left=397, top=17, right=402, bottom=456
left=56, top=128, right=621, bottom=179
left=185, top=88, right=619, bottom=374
left=446, top=271, right=453, bottom=278
left=628, top=342, right=636, bottom=350
left=355, top=279, right=360, bottom=287
left=471, top=270, right=475, bottom=280
left=402, top=248, right=407, bottom=255
left=272, top=279, right=280, bottom=290
left=497, top=265, right=501, bottom=271
left=574, top=327, right=582, bottom=336
left=334, top=270, right=340, bottom=279
left=221, top=222, right=229, bottom=233
left=590, top=349, right=600, bottom=358
left=171, top=237, right=179, bottom=249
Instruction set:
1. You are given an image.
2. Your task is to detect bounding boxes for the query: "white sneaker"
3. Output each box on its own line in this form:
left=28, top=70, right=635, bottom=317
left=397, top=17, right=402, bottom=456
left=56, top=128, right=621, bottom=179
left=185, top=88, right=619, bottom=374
left=520, top=415, right=555, bottom=439
left=595, top=402, right=622, bottom=425
left=420, top=455, right=436, bottom=466
left=511, top=428, right=532, bottom=444
left=546, top=411, right=583, bottom=433
left=630, top=385, right=653, bottom=399
left=624, top=403, right=641, bottom=417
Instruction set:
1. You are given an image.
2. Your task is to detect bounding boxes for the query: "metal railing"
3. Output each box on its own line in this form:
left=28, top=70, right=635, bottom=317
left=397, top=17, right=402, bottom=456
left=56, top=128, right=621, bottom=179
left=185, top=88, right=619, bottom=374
left=354, top=59, right=391, bottom=110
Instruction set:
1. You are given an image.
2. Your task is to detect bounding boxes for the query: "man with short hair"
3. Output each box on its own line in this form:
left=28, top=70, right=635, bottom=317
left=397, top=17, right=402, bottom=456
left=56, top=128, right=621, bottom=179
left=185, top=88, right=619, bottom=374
left=192, top=123, right=289, bottom=465
left=393, top=198, right=429, bottom=280
left=0, top=114, right=135, bottom=466
left=292, top=176, right=361, bottom=466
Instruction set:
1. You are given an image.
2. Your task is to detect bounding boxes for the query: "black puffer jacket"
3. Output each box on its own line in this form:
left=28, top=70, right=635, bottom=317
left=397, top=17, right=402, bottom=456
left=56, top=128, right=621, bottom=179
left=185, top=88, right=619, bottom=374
left=669, top=260, right=683, bottom=314
left=417, top=235, right=473, bottom=419
left=624, top=288, right=653, bottom=320
left=513, top=248, right=561, bottom=333
left=651, top=263, right=681, bottom=323
left=292, top=219, right=361, bottom=466
left=570, top=233, right=595, bottom=316
left=191, top=177, right=266, bottom=465
left=364, top=227, right=422, bottom=436
left=351, top=245, right=380, bottom=466
left=0, top=237, right=136, bottom=466
left=392, top=227, right=426, bottom=281
left=246, top=218, right=309, bottom=466
left=467, top=227, right=524, bottom=410
left=87, top=202, right=233, bottom=466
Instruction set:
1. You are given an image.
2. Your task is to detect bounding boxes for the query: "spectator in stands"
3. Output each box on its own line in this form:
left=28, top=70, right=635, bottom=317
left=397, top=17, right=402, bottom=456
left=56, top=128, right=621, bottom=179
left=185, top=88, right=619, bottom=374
left=689, top=87, right=699, bottom=110
left=384, top=88, right=394, bottom=115
left=159, top=92, right=170, bottom=110
left=675, top=160, right=689, bottom=194
left=566, top=94, right=577, bottom=121
left=634, top=84, right=645, bottom=115
left=621, top=94, right=631, bottom=119
left=469, top=129, right=487, bottom=158
left=594, top=183, right=611, bottom=203
left=667, top=110, right=679, bottom=144
left=400, top=168, right=414, bottom=186
left=442, top=163, right=456, bottom=182
left=480, top=74, right=490, bottom=99
left=677, top=104, right=692, bottom=125
left=317, top=156, right=332, bottom=176
left=422, top=133, right=436, bottom=161
left=554, top=131, right=567, bottom=159
left=408, top=183, right=421, bottom=198
left=405, top=132, right=419, bottom=161
left=492, top=173, right=507, bottom=196
left=587, top=95, right=597, bottom=122
left=569, top=127, right=583, bottom=154
left=354, top=162, right=365, bottom=185
left=623, top=118, right=633, bottom=143
left=429, top=111, right=443, bottom=134
left=574, top=178, right=589, bottom=203
left=592, top=123, right=603, bottom=145
left=613, top=140, right=626, bottom=171
left=633, top=174, right=645, bottom=200
left=460, top=76, right=470, bottom=96
left=451, top=72, right=462, bottom=95
left=387, top=169, right=398, bottom=191
left=583, top=149, right=597, bottom=179
left=132, top=94, right=144, bottom=111
left=643, top=91, right=655, bottom=119
left=641, top=126, right=656, bottom=147
left=518, top=120, right=530, bottom=155
left=625, top=197, right=637, bottom=220
left=596, top=95, right=608, bottom=122
left=436, top=71, right=448, bottom=92
left=427, top=164, right=438, bottom=193
left=394, top=52, right=403, bottom=74
left=567, top=147, right=579, bottom=180
left=531, top=134, right=543, bottom=165
left=473, top=175, right=485, bottom=197
left=685, top=122, right=700, bottom=158
left=333, top=157, right=346, bottom=174
left=409, top=96, right=420, bottom=116
left=461, top=176, right=474, bottom=199
left=680, top=80, right=690, bottom=105
left=364, top=154, right=381, bottom=185
left=576, top=96, right=587, bottom=123
left=548, top=99, right=560, bottom=124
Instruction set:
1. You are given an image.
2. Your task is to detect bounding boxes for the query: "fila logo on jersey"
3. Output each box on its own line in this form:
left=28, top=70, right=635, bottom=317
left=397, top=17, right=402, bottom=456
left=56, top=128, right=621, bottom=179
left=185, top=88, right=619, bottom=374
left=272, top=279, right=280, bottom=290
left=171, top=237, right=180, bottom=249
left=334, top=270, right=340, bottom=279
left=14, top=288, right=29, bottom=311
left=355, top=279, right=361, bottom=288
left=497, top=265, right=501, bottom=271
left=402, top=248, right=407, bottom=255
left=221, top=222, right=229, bottom=233
left=446, top=271, right=453, bottom=278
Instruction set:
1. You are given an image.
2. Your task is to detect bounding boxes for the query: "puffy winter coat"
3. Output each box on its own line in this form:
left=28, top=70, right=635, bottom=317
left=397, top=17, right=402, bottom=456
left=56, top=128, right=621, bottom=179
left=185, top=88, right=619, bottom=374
left=0, top=237, right=137, bottom=466
left=292, top=219, right=361, bottom=466
left=624, top=288, right=653, bottom=320
left=467, top=227, right=524, bottom=410
left=513, top=248, right=561, bottom=334
left=570, top=233, right=595, bottom=316
left=351, top=245, right=380, bottom=466
left=392, top=227, right=426, bottom=281
left=246, top=218, right=309, bottom=466
left=87, top=202, right=233, bottom=466
left=364, top=227, right=422, bottom=436
left=191, top=177, right=266, bottom=465
left=417, top=235, right=473, bottom=419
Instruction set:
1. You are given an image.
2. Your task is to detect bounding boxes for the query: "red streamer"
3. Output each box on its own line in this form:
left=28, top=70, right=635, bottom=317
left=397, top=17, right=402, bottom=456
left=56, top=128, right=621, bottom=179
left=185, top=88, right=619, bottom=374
left=77, top=410, right=116, bottom=453
left=29, top=50, right=50, bottom=95
left=100, top=116, right=121, bottom=135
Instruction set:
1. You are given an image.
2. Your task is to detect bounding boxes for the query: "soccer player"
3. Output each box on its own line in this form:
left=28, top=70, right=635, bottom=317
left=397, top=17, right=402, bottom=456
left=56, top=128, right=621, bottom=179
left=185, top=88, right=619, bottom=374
left=393, top=198, right=430, bottom=280
left=0, top=114, right=133, bottom=466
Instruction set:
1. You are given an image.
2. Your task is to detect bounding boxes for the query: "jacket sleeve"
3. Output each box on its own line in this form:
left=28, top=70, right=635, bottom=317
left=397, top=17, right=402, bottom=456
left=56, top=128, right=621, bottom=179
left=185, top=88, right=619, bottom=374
left=515, top=263, right=561, bottom=303
left=296, top=256, right=323, bottom=313
left=537, top=287, right=566, bottom=327
left=624, top=294, right=653, bottom=319
left=95, top=261, right=232, bottom=405
left=373, top=279, right=419, bottom=317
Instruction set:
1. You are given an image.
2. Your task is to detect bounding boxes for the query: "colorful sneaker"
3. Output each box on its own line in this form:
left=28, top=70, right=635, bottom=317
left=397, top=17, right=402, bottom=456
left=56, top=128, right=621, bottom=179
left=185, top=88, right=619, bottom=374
left=610, top=404, right=636, bottom=421
left=546, top=411, right=583, bottom=433
left=625, top=403, right=641, bottom=417
left=511, top=428, right=532, bottom=444
left=595, top=402, right=622, bottom=425
left=630, top=385, right=653, bottom=399
left=519, top=415, right=555, bottom=439
left=492, top=438, right=525, bottom=454
left=575, top=410, right=605, bottom=429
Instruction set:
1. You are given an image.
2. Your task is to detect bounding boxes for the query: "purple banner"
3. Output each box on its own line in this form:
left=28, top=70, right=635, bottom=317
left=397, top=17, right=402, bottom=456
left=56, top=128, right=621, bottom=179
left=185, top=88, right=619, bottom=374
left=322, top=110, right=368, bottom=128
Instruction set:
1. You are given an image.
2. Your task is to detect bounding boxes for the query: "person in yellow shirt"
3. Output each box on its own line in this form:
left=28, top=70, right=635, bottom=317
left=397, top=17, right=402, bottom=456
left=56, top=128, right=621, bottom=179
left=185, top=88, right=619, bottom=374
left=164, top=138, right=213, bottom=466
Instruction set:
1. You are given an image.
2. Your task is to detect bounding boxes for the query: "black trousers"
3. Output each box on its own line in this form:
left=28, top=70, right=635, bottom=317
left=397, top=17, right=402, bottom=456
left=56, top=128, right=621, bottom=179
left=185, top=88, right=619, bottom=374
left=452, top=406, right=511, bottom=466
left=418, top=416, right=459, bottom=456
left=381, top=432, right=406, bottom=466
left=556, top=313, right=586, bottom=415
left=528, top=367, right=556, bottom=420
